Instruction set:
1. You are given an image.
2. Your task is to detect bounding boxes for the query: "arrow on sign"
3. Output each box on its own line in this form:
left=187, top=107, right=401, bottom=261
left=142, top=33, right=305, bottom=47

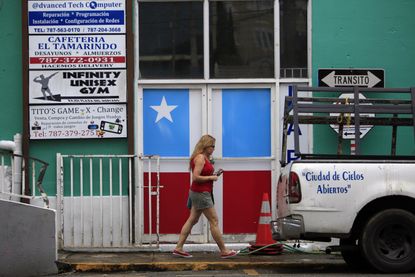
left=322, top=71, right=381, bottom=88
left=344, top=131, right=363, bottom=136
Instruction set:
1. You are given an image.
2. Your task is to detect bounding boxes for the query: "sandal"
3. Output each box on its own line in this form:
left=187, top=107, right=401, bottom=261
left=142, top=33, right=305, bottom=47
left=172, top=249, right=193, bottom=258
left=221, top=250, right=239, bottom=259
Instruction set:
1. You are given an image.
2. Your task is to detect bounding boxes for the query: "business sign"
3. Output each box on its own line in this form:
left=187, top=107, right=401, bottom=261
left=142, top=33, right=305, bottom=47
left=29, top=103, right=127, bottom=139
left=29, top=70, right=126, bottom=104
left=318, top=69, right=384, bottom=88
left=29, top=34, right=126, bottom=69
left=27, top=0, right=127, bottom=140
left=28, top=0, right=125, bottom=34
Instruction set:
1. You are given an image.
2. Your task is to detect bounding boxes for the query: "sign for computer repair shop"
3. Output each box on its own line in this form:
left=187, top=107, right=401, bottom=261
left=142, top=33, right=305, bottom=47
left=318, top=69, right=385, bottom=88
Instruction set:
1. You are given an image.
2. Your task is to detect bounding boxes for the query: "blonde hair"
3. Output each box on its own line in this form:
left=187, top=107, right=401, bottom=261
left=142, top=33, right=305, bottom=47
left=189, top=134, right=215, bottom=166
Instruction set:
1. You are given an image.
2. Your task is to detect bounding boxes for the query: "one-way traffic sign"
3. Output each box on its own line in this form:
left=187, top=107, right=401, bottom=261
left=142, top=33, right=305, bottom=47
left=318, top=69, right=384, bottom=88
left=329, top=93, right=375, bottom=139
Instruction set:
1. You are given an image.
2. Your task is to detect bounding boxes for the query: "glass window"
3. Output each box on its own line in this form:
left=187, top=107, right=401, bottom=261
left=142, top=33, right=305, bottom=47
left=210, top=1, right=274, bottom=78
left=139, top=2, right=204, bottom=79
left=280, top=0, right=308, bottom=78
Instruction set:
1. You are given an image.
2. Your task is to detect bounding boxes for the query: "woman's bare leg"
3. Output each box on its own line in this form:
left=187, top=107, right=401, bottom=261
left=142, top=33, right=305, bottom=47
left=202, top=207, right=231, bottom=255
left=175, top=206, right=202, bottom=251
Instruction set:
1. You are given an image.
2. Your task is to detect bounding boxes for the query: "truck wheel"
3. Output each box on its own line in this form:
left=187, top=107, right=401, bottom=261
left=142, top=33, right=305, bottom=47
left=361, top=209, right=415, bottom=273
left=340, top=238, right=368, bottom=270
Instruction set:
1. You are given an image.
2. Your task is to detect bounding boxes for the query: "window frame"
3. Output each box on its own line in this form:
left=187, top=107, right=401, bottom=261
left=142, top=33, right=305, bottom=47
left=135, top=0, right=311, bottom=83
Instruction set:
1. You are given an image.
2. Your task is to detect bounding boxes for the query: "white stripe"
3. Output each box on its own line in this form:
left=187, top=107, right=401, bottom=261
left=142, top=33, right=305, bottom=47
left=259, top=216, right=272, bottom=224
left=213, top=174, right=223, bottom=233
left=261, top=203, right=271, bottom=213
left=148, top=158, right=273, bottom=173
left=189, top=89, right=203, bottom=156
left=211, top=88, right=223, bottom=157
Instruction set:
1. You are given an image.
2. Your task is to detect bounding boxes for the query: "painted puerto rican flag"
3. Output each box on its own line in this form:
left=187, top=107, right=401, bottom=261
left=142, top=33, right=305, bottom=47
left=142, top=88, right=271, bottom=236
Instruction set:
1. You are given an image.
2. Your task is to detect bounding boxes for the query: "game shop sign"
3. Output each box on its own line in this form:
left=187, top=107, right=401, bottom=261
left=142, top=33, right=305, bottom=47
left=30, top=104, right=126, bottom=139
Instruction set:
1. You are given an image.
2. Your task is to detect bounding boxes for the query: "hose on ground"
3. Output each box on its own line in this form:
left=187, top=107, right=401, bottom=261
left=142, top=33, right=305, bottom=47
left=237, top=241, right=323, bottom=255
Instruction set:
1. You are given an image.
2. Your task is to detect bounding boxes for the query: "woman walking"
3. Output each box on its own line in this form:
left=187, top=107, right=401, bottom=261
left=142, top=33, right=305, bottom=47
left=173, top=135, right=238, bottom=259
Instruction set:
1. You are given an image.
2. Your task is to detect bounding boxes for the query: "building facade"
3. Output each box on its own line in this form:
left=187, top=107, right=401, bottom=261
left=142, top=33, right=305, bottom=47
left=0, top=0, right=414, bottom=247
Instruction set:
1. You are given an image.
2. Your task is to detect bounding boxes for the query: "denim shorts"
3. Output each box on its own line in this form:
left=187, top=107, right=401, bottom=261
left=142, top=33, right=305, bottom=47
left=188, top=190, right=214, bottom=210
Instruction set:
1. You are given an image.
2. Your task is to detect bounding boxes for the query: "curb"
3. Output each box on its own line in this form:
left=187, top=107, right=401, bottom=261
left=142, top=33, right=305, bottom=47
left=56, top=258, right=345, bottom=273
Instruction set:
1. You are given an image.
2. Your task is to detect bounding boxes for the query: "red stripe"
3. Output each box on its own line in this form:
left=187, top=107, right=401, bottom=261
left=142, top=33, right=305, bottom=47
left=144, top=170, right=272, bottom=235
left=144, top=172, right=190, bottom=234
left=223, top=171, right=271, bottom=234
left=29, top=56, right=126, bottom=64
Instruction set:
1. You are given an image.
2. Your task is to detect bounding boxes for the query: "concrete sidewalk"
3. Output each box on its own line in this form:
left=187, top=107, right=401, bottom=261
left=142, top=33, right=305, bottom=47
left=57, top=244, right=345, bottom=273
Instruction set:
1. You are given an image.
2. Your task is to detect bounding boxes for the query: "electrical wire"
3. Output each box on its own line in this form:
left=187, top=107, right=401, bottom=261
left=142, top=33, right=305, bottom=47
left=237, top=241, right=322, bottom=255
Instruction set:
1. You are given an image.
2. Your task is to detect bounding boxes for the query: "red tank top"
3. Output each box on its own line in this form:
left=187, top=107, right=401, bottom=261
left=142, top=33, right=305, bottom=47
left=190, top=158, right=214, bottom=193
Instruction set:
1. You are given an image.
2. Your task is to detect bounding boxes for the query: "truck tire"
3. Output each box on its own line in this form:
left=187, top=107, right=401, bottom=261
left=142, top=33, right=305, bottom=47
left=340, top=238, right=368, bottom=270
left=361, top=209, right=415, bottom=273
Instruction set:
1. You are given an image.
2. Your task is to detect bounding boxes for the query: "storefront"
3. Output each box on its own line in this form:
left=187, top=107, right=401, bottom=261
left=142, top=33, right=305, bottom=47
left=1, top=0, right=413, bottom=248
left=134, top=0, right=310, bottom=242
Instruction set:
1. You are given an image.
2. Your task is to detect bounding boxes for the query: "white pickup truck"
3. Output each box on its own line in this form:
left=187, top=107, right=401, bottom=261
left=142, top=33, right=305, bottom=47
left=271, top=86, right=415, bottom=273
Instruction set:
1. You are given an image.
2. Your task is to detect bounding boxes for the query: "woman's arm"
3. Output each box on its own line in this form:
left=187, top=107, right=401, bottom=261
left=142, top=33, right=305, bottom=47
left=192, top=154, right=218, bottom=183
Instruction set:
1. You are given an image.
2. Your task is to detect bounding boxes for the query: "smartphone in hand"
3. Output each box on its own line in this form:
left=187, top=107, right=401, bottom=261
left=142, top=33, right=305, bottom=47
left=215, top=169, right=224, bottom=176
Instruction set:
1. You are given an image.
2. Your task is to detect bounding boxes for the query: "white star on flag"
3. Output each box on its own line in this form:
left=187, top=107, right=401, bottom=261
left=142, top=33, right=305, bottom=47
left=150, top=96, right=178, bottom=123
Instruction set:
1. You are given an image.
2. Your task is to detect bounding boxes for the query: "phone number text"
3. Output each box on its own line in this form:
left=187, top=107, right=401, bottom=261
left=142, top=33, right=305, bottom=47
left=31, top=27, right=123, bottom=34
left=30, top=56, right=125, bottom=64
left=32, top=129, right=96, bottom=138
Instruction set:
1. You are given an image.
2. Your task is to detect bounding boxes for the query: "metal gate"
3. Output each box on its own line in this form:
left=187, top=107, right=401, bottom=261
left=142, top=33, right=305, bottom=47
left=56, top=153, right=161, bottom=250
left=1, top=151, right=49, bottom=208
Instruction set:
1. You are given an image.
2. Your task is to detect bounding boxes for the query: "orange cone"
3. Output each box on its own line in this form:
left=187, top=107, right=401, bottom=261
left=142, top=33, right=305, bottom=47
left=253, top=192, right=274, bottom=246
left=249, top=192, right=283, bottom=254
